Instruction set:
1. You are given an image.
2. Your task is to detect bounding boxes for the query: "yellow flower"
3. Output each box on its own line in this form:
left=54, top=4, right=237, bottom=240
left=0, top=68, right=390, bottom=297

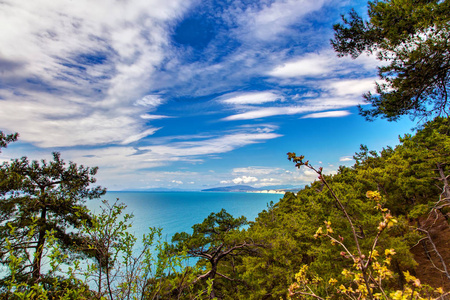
left=314, top=227, right=323, bottom=239
left=385, top=248, right=396, bottom=256
left=378, top=221, right=386, bottom=231
left=390, top=290, right=404, bottom=300
left=373, top=292, right=383, bottom=299
left=324, top=220, right=333, bottom=233
left=387, top=218, right=397, bottom=228
left=339, top=285, right=347, bottom=292
left=341, top=269, right=352, bottom=278
left=366, top=190, right=382, bottom=201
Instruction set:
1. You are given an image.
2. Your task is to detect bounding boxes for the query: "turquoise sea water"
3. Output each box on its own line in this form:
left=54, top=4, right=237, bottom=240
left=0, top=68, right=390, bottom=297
left=87, top=191, right=284, bottom=239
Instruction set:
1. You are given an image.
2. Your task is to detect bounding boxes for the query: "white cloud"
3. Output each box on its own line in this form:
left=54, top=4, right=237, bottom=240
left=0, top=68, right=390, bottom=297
left=0, top=95, right=162, bottom=147
left=267, top=52, right=334, bottom=78
left=268, top=50, right=380, bottom=80
left=120, top=128, right=161, bottom=145
left=142, top=129, right=282, bottom=157
left=325, top=78, right=377, bottom=97
left=301, top=110, right=351, bottom=119
left=295, top=168, right=319, bottom=181
left=218, top=91, right=283, bottom=105
left=0, top=0, right=386, bottom=191
left=302, top=96, right=364, bottom=108
left=222, top=101, right=357, bottom=121
left=223, top=106, right=307, bottom=121
left=140, top=114, right=172, bottom=120
left=339, top=156, right=353, bottom=162
left=218, top=49, right=380, bottom=122
left=235, top=0, right=328, bottom=41
left=172, top=180, right=183, bottom=184
left=232, top=176, right=258, bottom=184
left=134, top=94, right=165, bottom=108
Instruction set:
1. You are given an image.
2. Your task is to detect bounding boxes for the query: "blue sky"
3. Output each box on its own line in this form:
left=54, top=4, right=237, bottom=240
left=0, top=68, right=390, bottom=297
left=0, top=0, right=415, bottom=191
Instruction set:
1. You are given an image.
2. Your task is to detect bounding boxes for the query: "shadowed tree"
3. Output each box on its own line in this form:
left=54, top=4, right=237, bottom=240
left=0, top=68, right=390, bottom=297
left=172, top=209, right=251, bottom=299
left=332, top=0, right=450, bottom=121
left=0, top=131, right=18, bottom=151
left=0, top=147, right=106, bottom=284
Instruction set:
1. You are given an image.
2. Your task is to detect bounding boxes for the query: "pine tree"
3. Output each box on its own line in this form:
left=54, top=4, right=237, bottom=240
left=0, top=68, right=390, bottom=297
left=0, top=140, right=105, bottom=284
left=332, top=0, right=450, bottom=121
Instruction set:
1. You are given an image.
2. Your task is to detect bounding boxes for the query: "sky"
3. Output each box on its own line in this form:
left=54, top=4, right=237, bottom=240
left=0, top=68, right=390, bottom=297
left=0, top=0, right=416, bottom=191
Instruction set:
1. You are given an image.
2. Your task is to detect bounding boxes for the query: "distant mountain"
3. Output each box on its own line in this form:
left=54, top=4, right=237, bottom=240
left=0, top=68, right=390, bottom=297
left=201, top=185, right=258, bottom=192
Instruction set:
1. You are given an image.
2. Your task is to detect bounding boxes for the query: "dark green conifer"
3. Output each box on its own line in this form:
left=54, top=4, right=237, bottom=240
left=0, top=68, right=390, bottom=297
left=0, top=135, right=105, bottom=284
left=332, top=0, right=450, bottom=121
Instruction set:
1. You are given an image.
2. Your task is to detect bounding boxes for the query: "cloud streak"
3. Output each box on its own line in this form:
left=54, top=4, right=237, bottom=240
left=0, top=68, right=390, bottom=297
left=233, top=0, right=329, bottom=42
left=218, top=91, right=284, bottom=105
left=301, top=110, right=351, bottom=119
left=220, top=49, right=379, bottom=121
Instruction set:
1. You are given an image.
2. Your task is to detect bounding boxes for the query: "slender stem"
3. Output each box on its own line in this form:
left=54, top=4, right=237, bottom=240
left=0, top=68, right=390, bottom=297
left=320, top=175, right=374, bottom=300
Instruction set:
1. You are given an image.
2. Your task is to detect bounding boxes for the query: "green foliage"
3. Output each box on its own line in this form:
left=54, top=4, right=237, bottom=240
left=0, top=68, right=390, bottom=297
left=0, top=151, right=106, bottom=284
left=1, top=199, right=197, bottom=300
left=1, top=227, right=94, bottom=299
left=332, top=0, right=450, bottom=121
left=172, top=209, right=251, bottom=299
left=222, top=117, right=450, bottom=299
left=0, top=131, right=18, bottom=152
left=77, top=199, right=195, bottom=300
left=2, top=117, right=450, bottom=298
left=172, top=209, right=247, bottom=255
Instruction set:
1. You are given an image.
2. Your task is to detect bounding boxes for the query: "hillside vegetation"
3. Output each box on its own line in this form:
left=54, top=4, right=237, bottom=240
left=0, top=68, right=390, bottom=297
left=1, top=117, right=450, bottom=299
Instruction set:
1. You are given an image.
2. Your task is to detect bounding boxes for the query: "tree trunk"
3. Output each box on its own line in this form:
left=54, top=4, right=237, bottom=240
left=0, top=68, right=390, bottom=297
left=32, top=204, right=47, bottom=282
left=209, top=260, right=217, bottom=299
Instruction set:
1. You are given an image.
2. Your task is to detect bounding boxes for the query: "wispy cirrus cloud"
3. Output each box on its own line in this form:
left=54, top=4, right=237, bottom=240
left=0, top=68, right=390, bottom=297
left=218, top=91, right=284, bottom=105
left=222, top=98, right=359, bottom=121
left=142, top=130, right=282, bottom=157
left=49, top=124, right=282, bottom=186
left=223, top=106, right=309, bottom=121
left=267, top=49, right=379, bottom=80
left=220, top=49, right=378, bottom=121
left=267, top=52, right=334, bottom=78
left=324, top=78, right=377, bottom=97
left=301, top=110, right=351, bottom=119
left=0, top=0, right=190, bottom=147
left=134, top=95, right=165, bottom=108
left=232, top=0, right=329, bottom=42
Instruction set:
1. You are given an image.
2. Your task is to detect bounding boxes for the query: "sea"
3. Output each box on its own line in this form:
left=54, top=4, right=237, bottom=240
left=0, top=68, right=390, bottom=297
left=87, top=191, right=284, bottom=240
left=0, top=191, right=285, bottom=279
